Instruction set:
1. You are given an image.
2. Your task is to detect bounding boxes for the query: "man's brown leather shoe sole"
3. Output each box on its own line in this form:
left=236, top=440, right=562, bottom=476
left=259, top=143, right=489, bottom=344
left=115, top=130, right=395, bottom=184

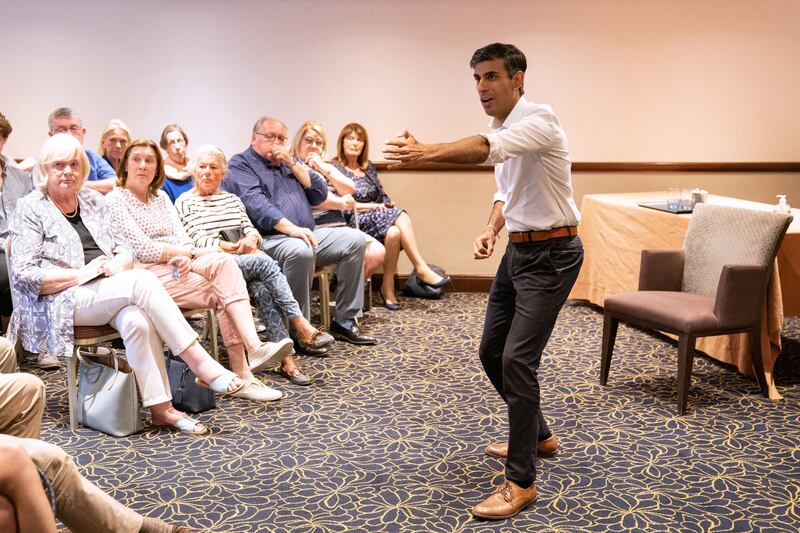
left=471, top=479, right=537, bottom=520
left=484, top=435, right=559, bottom=459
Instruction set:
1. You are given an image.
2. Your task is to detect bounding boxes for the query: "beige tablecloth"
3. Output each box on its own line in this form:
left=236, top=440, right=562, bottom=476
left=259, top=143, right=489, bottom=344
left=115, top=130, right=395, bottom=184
left=570, top=192, right=800, bottom=399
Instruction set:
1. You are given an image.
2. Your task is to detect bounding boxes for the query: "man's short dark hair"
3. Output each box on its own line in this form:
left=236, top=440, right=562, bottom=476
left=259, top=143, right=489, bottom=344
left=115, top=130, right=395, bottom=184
left=470, top=43, right=527, bottom=95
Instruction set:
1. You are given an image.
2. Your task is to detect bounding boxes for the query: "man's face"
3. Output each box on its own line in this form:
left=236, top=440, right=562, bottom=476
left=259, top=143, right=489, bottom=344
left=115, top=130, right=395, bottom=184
left=251, top=120, right=288, bottom=163
left=50, top=116, right=86, bottom=144
left=473, top=59, right=523, bottom=122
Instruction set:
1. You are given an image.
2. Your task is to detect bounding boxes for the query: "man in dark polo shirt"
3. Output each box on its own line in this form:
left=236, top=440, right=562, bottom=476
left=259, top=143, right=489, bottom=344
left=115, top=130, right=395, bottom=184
left=224, top=116, right=375, bottom=346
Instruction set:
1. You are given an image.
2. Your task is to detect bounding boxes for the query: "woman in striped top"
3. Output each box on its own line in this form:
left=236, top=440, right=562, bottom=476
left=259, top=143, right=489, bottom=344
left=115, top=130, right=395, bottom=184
left=176, top=145, right=334, bottom=385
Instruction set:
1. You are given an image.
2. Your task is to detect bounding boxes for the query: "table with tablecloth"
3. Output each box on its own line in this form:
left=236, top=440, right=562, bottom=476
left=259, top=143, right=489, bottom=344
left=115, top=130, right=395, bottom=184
left=570, top=191, right=800, bottom=399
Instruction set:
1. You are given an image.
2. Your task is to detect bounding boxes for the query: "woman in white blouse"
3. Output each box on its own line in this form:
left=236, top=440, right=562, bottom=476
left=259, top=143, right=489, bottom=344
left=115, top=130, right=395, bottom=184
left=106, top=139, right=293, bottom=403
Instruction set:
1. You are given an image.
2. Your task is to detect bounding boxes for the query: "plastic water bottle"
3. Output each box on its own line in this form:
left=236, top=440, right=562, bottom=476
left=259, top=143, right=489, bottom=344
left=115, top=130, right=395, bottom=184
left=775, top=195, right=791, bottom=215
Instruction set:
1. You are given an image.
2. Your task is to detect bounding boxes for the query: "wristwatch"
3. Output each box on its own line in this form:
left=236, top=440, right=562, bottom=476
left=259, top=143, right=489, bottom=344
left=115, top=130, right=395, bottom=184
left=189, top=247, right=197, bottom=259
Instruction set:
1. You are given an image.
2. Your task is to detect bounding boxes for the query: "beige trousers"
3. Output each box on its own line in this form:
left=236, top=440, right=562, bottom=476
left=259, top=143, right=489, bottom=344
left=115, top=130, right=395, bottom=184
left=0, top=338, right=142, bottom=532
left=146, top=252, right=250, bottom=348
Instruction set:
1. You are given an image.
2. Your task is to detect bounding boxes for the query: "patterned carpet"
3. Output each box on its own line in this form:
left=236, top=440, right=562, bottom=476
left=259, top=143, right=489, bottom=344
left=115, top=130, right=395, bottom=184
left=26, top=294, right=800, bottom=532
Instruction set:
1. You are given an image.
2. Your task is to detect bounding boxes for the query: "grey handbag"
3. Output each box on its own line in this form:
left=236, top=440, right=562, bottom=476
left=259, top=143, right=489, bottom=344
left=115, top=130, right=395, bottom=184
left=165, top=349, right=216, bottom=413
left=77, top=351, right=143, bottom=437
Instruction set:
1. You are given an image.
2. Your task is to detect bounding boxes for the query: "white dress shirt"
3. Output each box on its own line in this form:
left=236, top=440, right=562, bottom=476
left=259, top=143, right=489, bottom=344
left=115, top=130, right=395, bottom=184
left=480, top=96, right=581, bottom=232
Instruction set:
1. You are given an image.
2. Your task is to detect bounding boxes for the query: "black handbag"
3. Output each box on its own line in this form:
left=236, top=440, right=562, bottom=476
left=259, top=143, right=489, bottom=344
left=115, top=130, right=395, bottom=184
left=402, top=264, right=446, bottom=300
left=218, top=227, right=245, bottom=243
left=164, top=349, right=216, bottom=413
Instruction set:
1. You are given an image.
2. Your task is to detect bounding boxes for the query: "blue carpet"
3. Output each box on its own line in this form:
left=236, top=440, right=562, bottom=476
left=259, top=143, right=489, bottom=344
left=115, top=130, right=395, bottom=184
left=28, top=294, right=800, bottom=532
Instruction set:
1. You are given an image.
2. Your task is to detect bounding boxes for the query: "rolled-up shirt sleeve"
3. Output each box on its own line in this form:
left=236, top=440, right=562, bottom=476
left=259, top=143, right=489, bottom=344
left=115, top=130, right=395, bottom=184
left=479, top=114, right=557, bottom=165
left=224, top=160, right=286, bottom=233
left=305, top=169, right=329, bottom=207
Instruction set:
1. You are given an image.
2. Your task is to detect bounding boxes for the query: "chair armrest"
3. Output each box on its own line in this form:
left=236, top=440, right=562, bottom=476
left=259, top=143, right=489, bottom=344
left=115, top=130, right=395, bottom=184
left=638, top=249, right=685, bottom=291
left=713, top=265, right=766, bottom=329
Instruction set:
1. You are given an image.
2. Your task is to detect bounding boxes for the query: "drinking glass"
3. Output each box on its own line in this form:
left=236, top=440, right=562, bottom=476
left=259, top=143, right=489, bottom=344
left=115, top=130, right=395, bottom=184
left=667, top=188, right=681, bottom=212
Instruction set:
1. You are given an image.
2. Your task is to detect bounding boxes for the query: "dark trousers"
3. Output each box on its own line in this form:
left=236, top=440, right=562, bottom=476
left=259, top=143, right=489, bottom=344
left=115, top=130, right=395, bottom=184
left=479, top=235, right=583, bottom=487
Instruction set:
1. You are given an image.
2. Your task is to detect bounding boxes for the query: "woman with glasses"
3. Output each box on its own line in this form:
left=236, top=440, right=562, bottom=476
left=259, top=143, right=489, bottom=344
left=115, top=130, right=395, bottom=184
left=289, top=121, right=386, bottom=284
left=332, top=123, right=450, bottom=310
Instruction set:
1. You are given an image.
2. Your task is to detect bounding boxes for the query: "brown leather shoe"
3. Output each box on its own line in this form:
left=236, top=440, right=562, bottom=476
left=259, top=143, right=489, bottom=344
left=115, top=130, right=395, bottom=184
left=484, top=435, right=559, bottom=459
left=471, top=479, right=537, bottom=520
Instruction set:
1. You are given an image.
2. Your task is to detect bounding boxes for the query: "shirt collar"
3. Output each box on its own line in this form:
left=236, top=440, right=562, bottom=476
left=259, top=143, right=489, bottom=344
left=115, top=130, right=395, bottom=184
left=488, top=95, right=529, bottom=130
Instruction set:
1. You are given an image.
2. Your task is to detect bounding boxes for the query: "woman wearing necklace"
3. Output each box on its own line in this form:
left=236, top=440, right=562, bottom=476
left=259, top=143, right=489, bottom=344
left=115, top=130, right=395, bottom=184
left=7, top=134, right=243, bottom=436
left=107, top=139, right=294, bottom=403
left=331, top=123, right=450, bottom=309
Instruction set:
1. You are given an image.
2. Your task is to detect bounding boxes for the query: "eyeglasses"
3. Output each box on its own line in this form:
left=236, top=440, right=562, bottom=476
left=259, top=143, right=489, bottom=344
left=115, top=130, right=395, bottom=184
left=255, top=132, right=287, bottom=144
left=303, top=136, right=324, bottom=147
left=53, top=125, right=83, bottom=135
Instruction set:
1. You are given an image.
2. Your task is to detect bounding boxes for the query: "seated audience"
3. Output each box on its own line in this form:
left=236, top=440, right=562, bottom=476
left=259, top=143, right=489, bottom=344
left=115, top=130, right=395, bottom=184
left=160, top=124, right=193, bottom=202
left=0, top=112, right=34, bottom=336
left=97, top=118, right=132, bottom=172
left=47, top=107, right=116, bottom=194
left=223, top=116, right=376, bottom=345
left=0, top=337, right=192, bottom=532
left=289, top=121, right=386, bottom=282
left=176, top=145, right=335, bottom=381
left=332, top=123, right=450, bottom=309
left=7, top=134, right=243, bottom=436
left=107, top=139, right=292, bottom=402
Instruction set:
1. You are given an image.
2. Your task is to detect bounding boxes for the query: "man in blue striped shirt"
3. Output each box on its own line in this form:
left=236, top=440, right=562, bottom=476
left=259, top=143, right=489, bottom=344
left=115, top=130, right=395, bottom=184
left=224, top=116, right=376, bottom=346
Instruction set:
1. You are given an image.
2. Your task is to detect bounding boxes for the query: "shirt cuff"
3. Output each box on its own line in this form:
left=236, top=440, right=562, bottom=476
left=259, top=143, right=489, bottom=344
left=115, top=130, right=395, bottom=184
left=493, top=191, right=507, bottom=204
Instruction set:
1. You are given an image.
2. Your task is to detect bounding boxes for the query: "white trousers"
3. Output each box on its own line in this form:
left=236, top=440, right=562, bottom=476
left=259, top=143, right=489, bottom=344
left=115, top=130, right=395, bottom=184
left=72, top=269, right=217, bottom=407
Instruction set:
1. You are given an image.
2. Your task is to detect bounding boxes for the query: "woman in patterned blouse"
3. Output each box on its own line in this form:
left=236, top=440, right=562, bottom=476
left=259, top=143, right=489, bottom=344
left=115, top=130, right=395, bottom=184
left=106, top=139, right=295, bottom=404
left=332, top=123, right=450, bottom=309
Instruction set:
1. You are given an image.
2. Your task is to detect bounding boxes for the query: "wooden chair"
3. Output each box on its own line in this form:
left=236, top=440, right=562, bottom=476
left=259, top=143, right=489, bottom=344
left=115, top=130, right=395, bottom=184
left=600, top=203, right=792, bottom=414
left=313, top=266, right=332, bottom=329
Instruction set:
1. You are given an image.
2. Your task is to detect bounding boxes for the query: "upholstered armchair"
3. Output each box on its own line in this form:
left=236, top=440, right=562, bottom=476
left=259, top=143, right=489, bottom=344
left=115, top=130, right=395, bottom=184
left=600, top=203, right=792, bottom=414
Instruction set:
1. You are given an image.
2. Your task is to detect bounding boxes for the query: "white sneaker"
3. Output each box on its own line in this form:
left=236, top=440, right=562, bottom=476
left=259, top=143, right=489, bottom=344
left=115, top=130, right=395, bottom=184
left=247, top=338, right=294, bottom=373
left=232, top=378, right=283, bottom=402
left=36, top=352, right=61, bottom=370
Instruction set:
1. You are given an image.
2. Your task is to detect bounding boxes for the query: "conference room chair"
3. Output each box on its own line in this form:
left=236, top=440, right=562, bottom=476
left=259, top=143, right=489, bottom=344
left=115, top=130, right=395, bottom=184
left=599, top=203, right=792, bottom=414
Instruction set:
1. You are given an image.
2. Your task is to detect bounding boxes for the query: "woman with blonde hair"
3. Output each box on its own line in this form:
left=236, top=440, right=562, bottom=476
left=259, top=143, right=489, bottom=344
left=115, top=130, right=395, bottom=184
left=96, top=118, right=131, bottom=172
left=290, top=121, right=386, bottom=284
left=332, top=123, right=449, bottom=309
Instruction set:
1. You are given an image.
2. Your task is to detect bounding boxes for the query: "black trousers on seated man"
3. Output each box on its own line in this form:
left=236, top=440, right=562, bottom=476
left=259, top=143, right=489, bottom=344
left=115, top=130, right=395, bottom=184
left=479, top=235, right=583, bottom=487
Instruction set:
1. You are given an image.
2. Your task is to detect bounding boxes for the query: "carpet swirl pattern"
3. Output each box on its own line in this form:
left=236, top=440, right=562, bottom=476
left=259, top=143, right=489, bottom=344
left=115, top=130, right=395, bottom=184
left=27, top=294, right=800, bottom=532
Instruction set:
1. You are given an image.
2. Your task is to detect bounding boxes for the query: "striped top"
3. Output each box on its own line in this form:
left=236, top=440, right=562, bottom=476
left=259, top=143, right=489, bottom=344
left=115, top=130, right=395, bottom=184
left=175, top=191, right=262, bottom=248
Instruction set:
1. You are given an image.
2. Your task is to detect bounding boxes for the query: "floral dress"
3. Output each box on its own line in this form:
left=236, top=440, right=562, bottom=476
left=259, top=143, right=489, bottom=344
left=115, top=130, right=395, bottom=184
left=333, top=161, right=403, bottom=242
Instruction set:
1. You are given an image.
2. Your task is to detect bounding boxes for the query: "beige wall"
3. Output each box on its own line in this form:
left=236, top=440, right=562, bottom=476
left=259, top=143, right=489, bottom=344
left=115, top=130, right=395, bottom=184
left=382, top=169, right=800, bottom=276
left=3, top=0, right=798, bottom=275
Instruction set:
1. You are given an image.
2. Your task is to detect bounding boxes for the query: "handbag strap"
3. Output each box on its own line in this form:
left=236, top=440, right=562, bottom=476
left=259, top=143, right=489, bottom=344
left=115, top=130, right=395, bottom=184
left=77, top=348, right=120, bottom=388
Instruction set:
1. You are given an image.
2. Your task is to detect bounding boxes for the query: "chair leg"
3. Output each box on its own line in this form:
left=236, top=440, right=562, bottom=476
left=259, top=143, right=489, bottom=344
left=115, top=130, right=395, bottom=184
left=318, top=270, right=331, bottom=330
left=749, top=324, right=769, bottom=397
left=600, top=313, right=619, bottom=385
left=207, top=309, right=219, bottom=362
left=67, top=349, right=79, bottom=431
left=676, top=334, right=696, bottom=415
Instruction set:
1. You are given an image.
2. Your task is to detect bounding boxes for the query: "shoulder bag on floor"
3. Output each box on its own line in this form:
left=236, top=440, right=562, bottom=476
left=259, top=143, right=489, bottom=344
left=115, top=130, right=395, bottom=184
left=77, top=351, right=144, bottom=437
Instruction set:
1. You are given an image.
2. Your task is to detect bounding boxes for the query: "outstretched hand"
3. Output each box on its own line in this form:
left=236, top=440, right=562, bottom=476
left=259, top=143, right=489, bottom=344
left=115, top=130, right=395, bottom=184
left=383, top=130, right=430, bottom=169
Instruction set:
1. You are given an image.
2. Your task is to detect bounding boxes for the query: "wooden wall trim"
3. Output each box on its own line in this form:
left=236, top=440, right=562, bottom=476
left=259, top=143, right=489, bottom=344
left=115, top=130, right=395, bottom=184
left=374, top=162, right=800, bottom=172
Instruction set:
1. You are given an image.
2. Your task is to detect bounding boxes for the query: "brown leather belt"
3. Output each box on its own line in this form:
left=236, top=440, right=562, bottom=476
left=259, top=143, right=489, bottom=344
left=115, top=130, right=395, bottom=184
left=508, top=226, right=578, bottom=243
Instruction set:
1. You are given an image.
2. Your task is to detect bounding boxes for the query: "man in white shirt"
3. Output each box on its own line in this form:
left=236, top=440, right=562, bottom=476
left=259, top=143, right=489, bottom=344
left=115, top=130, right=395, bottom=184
left=384, top=42, right=583, bottom=520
